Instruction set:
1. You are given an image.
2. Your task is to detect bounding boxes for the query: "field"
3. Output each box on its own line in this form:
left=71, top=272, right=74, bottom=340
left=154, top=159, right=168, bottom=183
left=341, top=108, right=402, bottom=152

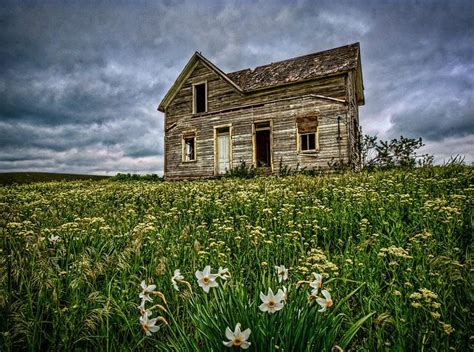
left=0, top=172, right=109, bottom=185
left=0, top=166, right=472, bottom=351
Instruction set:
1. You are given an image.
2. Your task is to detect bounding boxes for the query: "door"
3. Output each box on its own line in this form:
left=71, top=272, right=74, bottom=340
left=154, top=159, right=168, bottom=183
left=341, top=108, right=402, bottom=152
left=216, top=128, right=231, bottom=174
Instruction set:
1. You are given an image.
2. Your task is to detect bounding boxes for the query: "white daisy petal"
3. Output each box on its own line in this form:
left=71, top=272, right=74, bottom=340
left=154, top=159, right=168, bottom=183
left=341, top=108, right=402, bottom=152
left=241, top=340, right=251, bottom=349
left=275, top=289, right=285, bottom=302
left=242, top=328, right=251, bottom=340
left=322, top=290, right=331, bottom=300
left=316, top=297, right=327, bottom=312
left=234, top=323, right=241, bottom=335
left=149, top=325, right=160, bottom=333
left=208, top=280, right=219, bottom=288
left=225, top=327, right=234, bottom=340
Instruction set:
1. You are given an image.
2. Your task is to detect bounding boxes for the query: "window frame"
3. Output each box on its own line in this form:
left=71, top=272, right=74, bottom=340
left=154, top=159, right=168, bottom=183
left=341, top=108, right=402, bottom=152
left=297, top=127, right=320, bottom=153
left=182, top=131, right=197, bottom=163
left=192, top=81, right=208, bottom=114
left=213, top=123, right=233, bottom=175
left=252, top=120, right=273, bottom=170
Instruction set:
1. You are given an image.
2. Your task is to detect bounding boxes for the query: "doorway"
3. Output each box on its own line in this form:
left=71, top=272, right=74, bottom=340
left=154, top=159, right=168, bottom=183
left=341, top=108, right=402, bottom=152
left=254, top=121, right=272, bottom=169
left=215, top=126, right=231, bottom=174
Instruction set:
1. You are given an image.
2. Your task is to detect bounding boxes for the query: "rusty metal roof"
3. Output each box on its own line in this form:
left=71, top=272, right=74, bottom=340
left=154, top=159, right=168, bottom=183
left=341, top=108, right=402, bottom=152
left=226, top=43, right=360, bottom=91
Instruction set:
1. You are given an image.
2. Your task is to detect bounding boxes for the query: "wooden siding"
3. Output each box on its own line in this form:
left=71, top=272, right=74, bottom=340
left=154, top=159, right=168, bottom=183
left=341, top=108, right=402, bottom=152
left=346, top=71, right=361, bottom=168
left=164, top=61, right=358, bottom=179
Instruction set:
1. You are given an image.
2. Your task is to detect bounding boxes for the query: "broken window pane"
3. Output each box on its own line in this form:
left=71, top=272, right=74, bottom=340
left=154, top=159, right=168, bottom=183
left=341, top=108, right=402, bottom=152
left=184, top=137, right=195, bottom=161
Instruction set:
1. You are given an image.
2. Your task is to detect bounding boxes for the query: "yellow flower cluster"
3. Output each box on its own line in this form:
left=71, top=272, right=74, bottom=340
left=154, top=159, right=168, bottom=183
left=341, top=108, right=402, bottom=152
left=409, top=288, right=444, bottom=325
left=409, top=231, right=433, bottom=245
left=297, top=248, right=339, bottom=276
left=378, top=246, right=413, bottom=259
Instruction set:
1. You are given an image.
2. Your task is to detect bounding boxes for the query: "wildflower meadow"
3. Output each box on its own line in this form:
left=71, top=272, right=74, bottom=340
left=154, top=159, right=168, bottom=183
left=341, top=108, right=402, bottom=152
left=0, top=166, right=472, bottom=350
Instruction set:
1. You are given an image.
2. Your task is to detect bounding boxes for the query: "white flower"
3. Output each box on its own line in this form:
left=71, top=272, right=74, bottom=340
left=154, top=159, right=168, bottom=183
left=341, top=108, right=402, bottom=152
left=310, top=273, right=323, bottom=296
left=171, top=269, right=184, bottom=291
left=259, top=287, right=285, bottom=313
left=48, top=235, right=61, bottom=245
left=223, top=323, right=251, bottom=349
left=316, top=289, right=333, bottom=312
left=139, top=280, right=157, bottom=303
left=138, top=299, right=153, bottom=316
left=139, top=311, right=160, bottom=336
left=217, top=267, right=231, bottom=280
left=275, top=265, right=288, bottom=283
left=195, top=265, right=218, bottom=293
left=277, top=286, right=288, bottom=302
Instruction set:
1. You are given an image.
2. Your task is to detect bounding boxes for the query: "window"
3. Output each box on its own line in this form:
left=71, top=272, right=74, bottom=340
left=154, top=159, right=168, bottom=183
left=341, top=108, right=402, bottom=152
left=193, top=82, right=207, bottom=113
left=182, top=132, right=196, bottom=162
left=296, top=113, right=319, bottom=152
left=300, top=133, right=317, bottom=151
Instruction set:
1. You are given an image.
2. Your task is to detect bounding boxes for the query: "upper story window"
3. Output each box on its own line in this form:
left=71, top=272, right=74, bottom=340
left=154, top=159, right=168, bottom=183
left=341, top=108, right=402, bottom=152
left=193, top=82, right=207, bottom=114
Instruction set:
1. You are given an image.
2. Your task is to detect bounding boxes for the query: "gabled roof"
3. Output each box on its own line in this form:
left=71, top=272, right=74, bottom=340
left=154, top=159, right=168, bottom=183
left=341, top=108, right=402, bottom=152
left=158, top=52, right=243, bottom=112
left=158, top=43, right=364, bottom=112
left=227, top=43, right=361, bottom=91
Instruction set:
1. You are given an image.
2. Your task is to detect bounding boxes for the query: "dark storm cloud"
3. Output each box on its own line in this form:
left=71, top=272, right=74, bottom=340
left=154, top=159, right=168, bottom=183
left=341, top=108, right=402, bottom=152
left=0, top=0, right=473, bottom=173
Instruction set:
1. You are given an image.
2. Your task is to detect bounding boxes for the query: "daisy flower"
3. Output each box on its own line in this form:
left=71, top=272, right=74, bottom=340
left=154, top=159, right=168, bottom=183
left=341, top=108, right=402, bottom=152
left=316, top=289, right=333, bottom=312
left=259, top=287, right=285, bottom=313
left=139, top=311, right=160, bottom=336
left=310, top=273, right=323, bottom=296
left=223, top=323, right=251, bottom=349
left=275, top=265, right=289, bottom=283
left=217, top=267, right=231, bottom=280
left=195, top=265, right=218, bottom=293
left=171, top=269, right=184, bottom=291
left=139, top=280, right=157, bottom=303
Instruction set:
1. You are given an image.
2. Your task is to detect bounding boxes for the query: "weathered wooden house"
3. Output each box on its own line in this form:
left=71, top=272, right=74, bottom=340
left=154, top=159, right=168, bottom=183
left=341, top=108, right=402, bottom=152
left=158, top=43, right=364, bottom=179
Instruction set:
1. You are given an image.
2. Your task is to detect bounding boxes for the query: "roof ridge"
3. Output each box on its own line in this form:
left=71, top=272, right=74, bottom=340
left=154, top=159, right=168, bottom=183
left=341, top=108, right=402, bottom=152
left=227, top=42, right=359, bottom=75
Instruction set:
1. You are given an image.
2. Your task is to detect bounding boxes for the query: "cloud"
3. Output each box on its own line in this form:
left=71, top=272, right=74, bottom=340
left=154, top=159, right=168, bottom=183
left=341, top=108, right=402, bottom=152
left=0, top=0, right=473, bottom=174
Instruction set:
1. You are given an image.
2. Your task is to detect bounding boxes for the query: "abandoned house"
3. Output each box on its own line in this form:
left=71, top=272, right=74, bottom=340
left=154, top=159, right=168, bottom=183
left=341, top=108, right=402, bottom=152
left=158, top=42, right=364, bottom=179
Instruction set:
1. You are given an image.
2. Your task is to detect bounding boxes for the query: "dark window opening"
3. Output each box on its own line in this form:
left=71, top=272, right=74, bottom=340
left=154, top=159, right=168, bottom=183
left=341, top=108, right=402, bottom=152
left=184, top=137, right=195, bottom=161
left=256, top=129, right=271, bottom=167
left=194, top=83, right=206, bottom=113
left=300, top=133, right=317, bottom=151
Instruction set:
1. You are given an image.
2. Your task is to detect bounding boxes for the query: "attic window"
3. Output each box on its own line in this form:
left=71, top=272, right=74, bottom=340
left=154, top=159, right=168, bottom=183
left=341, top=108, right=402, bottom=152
left=193, top=82, right=207, bottom=114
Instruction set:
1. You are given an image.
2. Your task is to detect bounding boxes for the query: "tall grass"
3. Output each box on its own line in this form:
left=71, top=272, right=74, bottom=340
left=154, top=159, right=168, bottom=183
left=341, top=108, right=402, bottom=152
left=0, top=166, right=472, bottom=350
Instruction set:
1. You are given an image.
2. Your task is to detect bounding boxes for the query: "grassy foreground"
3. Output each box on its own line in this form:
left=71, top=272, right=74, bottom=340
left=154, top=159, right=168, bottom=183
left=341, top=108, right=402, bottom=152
left=0, top=166, right=472, bottom=351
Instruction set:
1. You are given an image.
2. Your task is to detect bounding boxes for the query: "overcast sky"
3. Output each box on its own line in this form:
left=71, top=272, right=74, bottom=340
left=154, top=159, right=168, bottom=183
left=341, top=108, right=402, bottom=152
left=1, top=0, right=473, bottom=174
